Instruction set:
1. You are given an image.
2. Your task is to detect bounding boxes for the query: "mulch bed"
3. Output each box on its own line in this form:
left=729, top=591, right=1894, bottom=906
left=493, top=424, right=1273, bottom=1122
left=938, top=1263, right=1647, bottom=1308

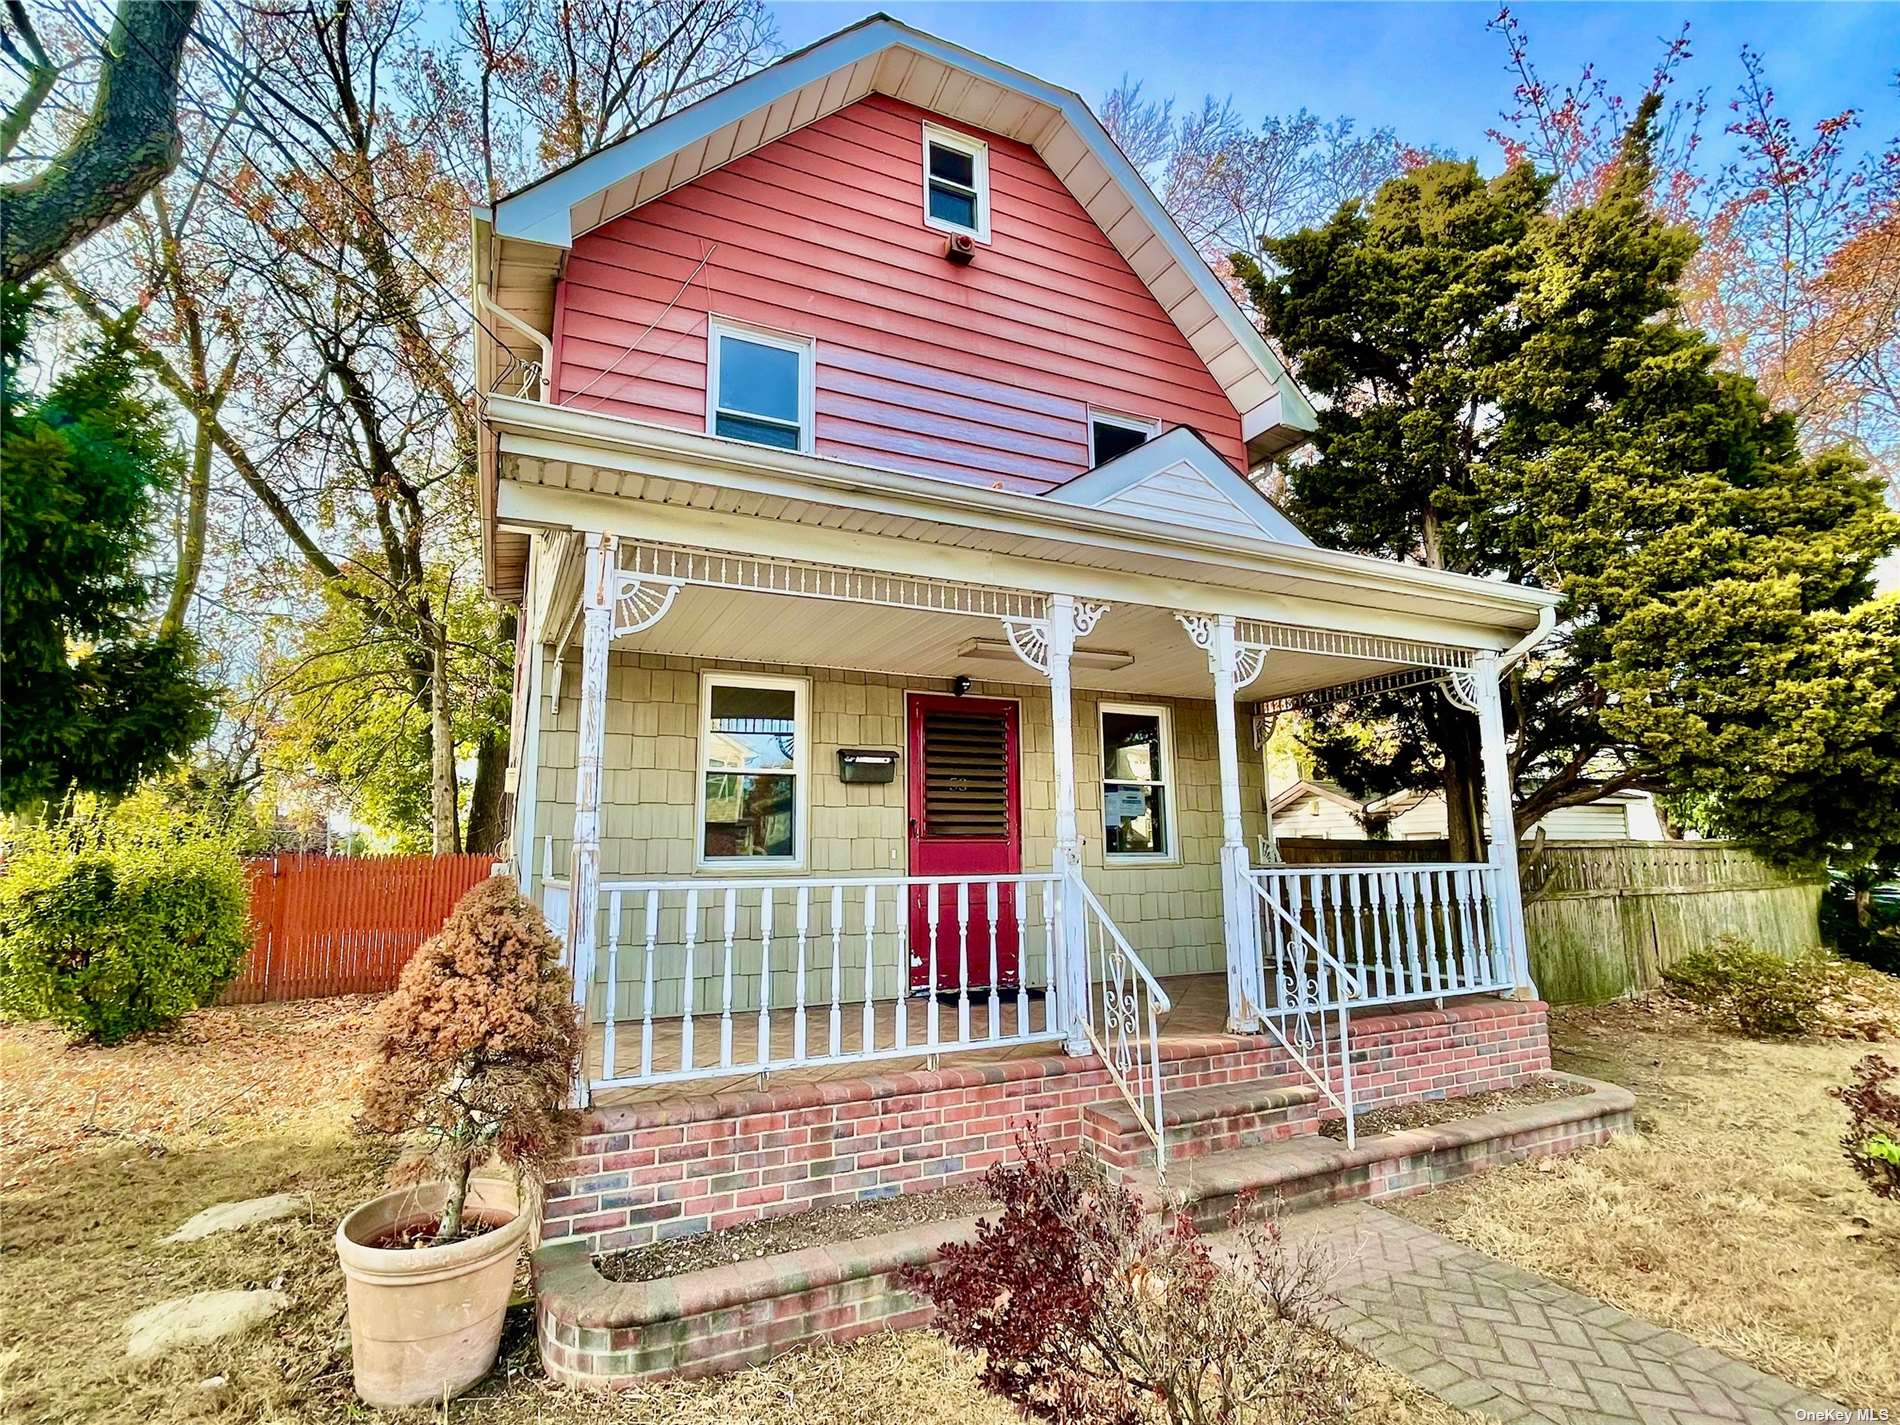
left=596, top=1183, right=994, bottom=1283
left=1317, top=1075, right=1591, bottom=1141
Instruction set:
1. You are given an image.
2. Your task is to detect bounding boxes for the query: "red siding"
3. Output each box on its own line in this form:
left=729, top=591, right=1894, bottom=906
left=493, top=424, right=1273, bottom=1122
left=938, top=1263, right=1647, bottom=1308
left=553, top=94, right=1245, bottom=492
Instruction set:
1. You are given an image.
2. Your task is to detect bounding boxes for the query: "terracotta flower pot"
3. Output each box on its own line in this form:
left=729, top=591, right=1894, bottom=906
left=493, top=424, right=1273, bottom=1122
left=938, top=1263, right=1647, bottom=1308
left=335, top=1177, right=530, bottom=1408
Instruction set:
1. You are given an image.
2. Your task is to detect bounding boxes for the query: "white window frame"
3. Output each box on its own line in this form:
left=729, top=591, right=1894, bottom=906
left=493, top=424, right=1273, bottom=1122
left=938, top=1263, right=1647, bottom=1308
left=695, top=671, right=811, bottom=870
left=1099, top=701, right=1177, bottom=862
left=706, top=317, right=815, bottom=454
left=1088, top=409, right=1159, bottom=466
left=921, top=121, right=992, bottom=244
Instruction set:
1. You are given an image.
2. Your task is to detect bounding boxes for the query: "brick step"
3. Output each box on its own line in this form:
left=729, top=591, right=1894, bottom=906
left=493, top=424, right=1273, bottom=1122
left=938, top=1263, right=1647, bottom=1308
left=1084, top=1078, right=1322, bottom=1173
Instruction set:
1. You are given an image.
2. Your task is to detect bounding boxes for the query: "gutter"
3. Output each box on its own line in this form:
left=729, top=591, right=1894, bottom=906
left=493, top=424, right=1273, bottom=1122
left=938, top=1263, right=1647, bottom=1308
left=476, top=289, right=554, bottom=402
left=1498, top=604, right=1558, bottom=671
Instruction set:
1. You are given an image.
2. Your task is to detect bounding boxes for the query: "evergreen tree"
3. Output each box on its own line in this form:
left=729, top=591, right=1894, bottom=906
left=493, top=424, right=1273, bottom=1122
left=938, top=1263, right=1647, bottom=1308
left=1242, top=97, right=1900, bottom=869
left=0, top=286, right=214, bottom=811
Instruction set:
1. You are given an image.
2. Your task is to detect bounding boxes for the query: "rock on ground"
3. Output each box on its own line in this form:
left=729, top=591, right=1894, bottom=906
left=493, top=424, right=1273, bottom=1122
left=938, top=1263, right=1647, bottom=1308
left=162, top=1192, right=309, bottom=1243
left=125, top=1290, right=291, bottom=1360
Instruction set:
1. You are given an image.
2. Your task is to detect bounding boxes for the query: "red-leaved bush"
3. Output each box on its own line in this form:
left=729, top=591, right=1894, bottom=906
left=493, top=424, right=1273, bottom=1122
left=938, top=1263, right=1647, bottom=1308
left=359, top=875, right=580, bottom=1239
left=1832, top=1054, right=1900, bottom=1202
left=902, top=1132, right=1355, bottom=1425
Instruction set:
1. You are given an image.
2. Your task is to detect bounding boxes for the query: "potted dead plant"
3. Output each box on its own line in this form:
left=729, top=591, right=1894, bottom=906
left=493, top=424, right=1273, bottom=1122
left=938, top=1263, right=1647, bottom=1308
left=337, top=874, right=580, bottom=1407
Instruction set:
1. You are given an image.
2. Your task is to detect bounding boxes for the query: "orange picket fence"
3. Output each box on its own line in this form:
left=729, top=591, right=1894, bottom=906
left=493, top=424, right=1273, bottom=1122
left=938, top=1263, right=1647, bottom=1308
left=222, top=853, right=496, bottom=1004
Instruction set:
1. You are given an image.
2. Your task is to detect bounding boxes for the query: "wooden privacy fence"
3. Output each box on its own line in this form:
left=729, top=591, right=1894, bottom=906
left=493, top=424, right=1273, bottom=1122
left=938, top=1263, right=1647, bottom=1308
left=1276, top=838, right=1823, bottom=1005
left=222, top=853, right=495, bottom=1004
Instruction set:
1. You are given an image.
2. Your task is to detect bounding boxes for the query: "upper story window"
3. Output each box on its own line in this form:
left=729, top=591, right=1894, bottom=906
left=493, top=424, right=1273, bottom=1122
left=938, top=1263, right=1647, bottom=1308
left=922, top=123, right=990, bottom=243
left=708, top=318, right=812, bottom=452
left=1089, top=410, right=1158, bottom=465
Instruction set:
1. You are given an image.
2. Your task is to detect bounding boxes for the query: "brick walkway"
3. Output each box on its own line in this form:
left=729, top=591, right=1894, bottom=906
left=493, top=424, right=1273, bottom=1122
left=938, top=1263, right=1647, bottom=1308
left=1238, top=1204, right=1847, bottom=1425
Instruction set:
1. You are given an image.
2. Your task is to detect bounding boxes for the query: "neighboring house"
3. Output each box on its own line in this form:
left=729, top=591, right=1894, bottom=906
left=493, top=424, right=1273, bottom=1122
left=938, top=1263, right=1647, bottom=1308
left=1270, top=780, right=1662, bottom=843
left=471, top=17, right=1568, bottom=1335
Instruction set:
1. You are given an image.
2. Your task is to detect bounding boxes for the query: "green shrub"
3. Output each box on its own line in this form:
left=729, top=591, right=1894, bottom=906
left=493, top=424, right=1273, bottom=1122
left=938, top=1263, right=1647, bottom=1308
left=0, top=793, right=250, bottom=1043
left=1662, top=936, right=1828, bottom=1038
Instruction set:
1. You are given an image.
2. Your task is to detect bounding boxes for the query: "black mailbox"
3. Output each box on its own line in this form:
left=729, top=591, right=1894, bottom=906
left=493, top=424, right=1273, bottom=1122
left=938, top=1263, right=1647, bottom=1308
left=837, top=748, right=899, bottom=784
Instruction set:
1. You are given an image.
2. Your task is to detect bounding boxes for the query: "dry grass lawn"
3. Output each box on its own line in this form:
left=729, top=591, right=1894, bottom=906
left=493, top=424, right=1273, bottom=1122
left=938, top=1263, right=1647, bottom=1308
left=10, top=983, right=1895, bottom=1421
left=1394, top=995, right=1900, bottom=1409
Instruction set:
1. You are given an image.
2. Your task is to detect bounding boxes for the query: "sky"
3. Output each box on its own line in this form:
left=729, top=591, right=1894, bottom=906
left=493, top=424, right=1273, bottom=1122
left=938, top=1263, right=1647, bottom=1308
left=772, top=1, right=1900, bottom=171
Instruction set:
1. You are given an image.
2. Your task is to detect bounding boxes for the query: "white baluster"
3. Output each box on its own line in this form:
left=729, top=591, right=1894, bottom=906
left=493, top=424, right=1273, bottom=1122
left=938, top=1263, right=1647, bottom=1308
left=719, top=887, right=736, bottom=1067
left=640, top=890, right=658, bottom=1077
left=861, top=884, right=877, bottom=1053
left=681, top=887, right=698, bottom=1072
left=1454, top=869, right=1479, bottom=988
left=603, top=891, right=621, bottom=1081
left=829, top=883, right=845, bottom=1058
left=1382, top=871, right=1409, bottom=997
left=986, top=880, right=1001, bottom=1041
left=1041, top=879, right=1057, bottom=1033
left=1418, top=871, right=1441, bottom=995
left=956, top=880, right=971, bottom=1046
left=895, top=882, right=909, bottom=1050
left=1396, top=871, right=1423, bottom=997
left=757, top=888, right=774, bottom=1069
left=926, top=880, right=941, bottom=1050
left=792, top=885, right=810, bottom=1063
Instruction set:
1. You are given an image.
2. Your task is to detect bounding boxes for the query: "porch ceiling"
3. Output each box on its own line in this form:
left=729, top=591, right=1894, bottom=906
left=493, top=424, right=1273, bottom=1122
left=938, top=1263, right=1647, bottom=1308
left=608, top=582, right=1430, bottom=701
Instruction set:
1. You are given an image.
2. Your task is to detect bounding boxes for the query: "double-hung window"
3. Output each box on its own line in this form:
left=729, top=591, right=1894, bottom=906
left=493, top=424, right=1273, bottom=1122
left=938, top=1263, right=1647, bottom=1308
left=708, top=319, right=812, bottom=452
left=698, top=673, right=807, bottom=864
left=922, top=123, right=990, bottom=242
left=1101, top=703, right=1175, bottom=859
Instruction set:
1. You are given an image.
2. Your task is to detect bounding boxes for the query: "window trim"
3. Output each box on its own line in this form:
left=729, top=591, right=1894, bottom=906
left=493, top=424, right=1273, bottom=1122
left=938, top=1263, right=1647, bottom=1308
left=921, top=121, right=992, bottom=244
left=695, top=670, right=811, bottom=871
left=1099, top=700, right=1177, bottom=862
left=1088, top=409, right=1160, bottom=466
left=705, top=317, right=815, bottom=455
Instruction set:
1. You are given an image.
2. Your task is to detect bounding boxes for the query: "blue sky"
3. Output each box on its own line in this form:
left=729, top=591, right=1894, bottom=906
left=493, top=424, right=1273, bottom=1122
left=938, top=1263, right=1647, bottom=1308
left=774, top=2, right=1900, bottom=170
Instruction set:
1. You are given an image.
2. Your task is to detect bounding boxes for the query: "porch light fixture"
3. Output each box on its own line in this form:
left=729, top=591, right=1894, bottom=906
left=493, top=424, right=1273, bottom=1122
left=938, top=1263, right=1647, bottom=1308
left=956, top=637, right=1135, bottom=672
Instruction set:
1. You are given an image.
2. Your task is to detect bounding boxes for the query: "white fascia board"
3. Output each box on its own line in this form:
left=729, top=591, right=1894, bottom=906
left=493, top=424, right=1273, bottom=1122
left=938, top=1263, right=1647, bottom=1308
left=487, top=16, right=1318, bottom=437
left=1046, top=426, right=1312, bottom=545
left=485, top=396, right=1559, bottom=626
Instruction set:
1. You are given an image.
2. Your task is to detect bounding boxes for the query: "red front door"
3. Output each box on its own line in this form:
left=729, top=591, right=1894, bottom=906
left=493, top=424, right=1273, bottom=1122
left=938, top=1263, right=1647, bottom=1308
left=907, top=693, right=1022, bottom=994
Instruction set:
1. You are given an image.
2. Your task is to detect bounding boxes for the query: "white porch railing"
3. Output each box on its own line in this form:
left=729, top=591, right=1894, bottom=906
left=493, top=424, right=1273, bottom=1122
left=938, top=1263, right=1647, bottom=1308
left=555, top=871, right=1069, bottom=1090
left=1245, top=862, right=1515, bottom=1148
left=1069, top=872, right=1172, bottom=1179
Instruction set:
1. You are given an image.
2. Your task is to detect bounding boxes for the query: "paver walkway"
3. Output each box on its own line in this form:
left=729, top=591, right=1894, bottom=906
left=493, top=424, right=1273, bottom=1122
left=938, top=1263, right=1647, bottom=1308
left=1239, top=1204, right=1848, bottom=1425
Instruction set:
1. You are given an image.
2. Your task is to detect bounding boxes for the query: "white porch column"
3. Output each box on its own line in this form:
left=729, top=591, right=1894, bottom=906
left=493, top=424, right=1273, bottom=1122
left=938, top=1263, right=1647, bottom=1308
left=1045, top=593, right=1092, bottom=1056
left=1470, top=650, right=1536, bottom=995
left=1208, top=616, right=1264, bottom=1032
left=568, top=533, right=616, bottom=1028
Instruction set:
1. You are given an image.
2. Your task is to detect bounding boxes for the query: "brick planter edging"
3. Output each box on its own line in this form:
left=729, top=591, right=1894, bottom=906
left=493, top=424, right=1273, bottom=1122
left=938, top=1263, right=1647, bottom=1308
left=533, top=1214, right=982, bottom=1386
left=1158, top=1072, right=1636, bottom=1225
left=533, top=1070, right=1631, bottom=1389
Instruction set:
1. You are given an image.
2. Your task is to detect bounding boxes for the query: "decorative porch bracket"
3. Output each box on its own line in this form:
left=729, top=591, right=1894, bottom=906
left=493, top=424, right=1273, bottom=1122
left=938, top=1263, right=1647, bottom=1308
left=1175, top=613, right=1269, bottom=1032
left=611, top=569, right=683, bottom=637
left=1003, top=594, right=1109, bottom=1055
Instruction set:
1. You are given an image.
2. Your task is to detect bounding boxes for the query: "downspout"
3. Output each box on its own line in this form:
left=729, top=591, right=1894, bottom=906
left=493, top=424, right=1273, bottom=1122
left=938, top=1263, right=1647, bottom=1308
left=1497, top=604, right=1557, bottom=672
left=476, top=287, right=554, bottom=402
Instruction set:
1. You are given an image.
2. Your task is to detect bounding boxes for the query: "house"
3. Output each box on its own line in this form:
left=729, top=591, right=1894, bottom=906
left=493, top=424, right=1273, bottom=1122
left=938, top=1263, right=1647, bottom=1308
left=1269, top=780, right=1663, bottom=844
left=472, top=15, right=1578, bottom=1383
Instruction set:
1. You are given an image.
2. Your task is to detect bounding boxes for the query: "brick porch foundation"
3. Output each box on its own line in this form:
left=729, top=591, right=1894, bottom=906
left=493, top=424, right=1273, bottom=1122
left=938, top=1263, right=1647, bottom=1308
left=533, top=1065, right=1632, bottom=1389
left=541, top=997, right=1551, bottom=1254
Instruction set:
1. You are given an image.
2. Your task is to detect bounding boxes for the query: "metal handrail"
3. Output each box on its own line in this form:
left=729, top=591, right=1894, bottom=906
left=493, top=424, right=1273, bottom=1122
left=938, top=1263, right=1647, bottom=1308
left=1068, top=869, right=1170, bottom=1179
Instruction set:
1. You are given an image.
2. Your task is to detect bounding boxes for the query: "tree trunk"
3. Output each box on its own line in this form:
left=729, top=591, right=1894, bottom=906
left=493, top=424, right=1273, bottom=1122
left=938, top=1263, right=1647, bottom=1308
left=1427, top=702, right=1486, bottom=863
left=429, top=638, right=460, bottom=855
left=463, top=729, right=508, bottom=855
left=0, top=1, right=198, bottom=282
left=159, top=411, right=210, bottom=636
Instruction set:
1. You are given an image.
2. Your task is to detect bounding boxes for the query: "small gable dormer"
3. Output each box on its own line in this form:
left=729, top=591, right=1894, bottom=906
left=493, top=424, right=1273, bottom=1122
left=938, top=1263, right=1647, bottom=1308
left=1049, top=426, right=1312, bottom=546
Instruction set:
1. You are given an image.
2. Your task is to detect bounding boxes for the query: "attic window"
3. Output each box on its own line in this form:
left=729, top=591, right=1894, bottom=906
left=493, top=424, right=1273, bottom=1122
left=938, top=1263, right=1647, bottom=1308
left=922, top=123, right=990, bottom=242
left=1089, top=411, right=1157, bottom=465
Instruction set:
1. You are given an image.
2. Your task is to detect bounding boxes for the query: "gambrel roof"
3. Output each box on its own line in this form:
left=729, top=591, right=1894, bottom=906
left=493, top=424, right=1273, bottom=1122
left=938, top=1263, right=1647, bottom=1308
left=477, top=13, right=1318, bottom=463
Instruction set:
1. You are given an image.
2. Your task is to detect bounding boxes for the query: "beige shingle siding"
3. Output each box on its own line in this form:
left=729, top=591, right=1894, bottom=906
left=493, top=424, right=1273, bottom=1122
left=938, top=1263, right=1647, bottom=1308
left=533, top=651, right=1263, bottom=1017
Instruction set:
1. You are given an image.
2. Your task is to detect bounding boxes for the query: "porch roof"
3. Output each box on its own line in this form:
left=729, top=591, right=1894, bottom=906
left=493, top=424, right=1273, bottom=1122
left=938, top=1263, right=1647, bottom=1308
left=489, top=395, right=1558, bottom=647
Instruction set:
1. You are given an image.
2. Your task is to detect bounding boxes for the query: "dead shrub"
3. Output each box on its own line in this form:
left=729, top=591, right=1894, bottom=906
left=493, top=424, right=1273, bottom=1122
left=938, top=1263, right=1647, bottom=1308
left=1832, top=1054, right=1900, bottom=1202
left=358, top=874, right=580, bottom=1239
left=901, top=1132, right=1357, bottom=1425
left=1662, top=937, right=1828, bottom=1038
